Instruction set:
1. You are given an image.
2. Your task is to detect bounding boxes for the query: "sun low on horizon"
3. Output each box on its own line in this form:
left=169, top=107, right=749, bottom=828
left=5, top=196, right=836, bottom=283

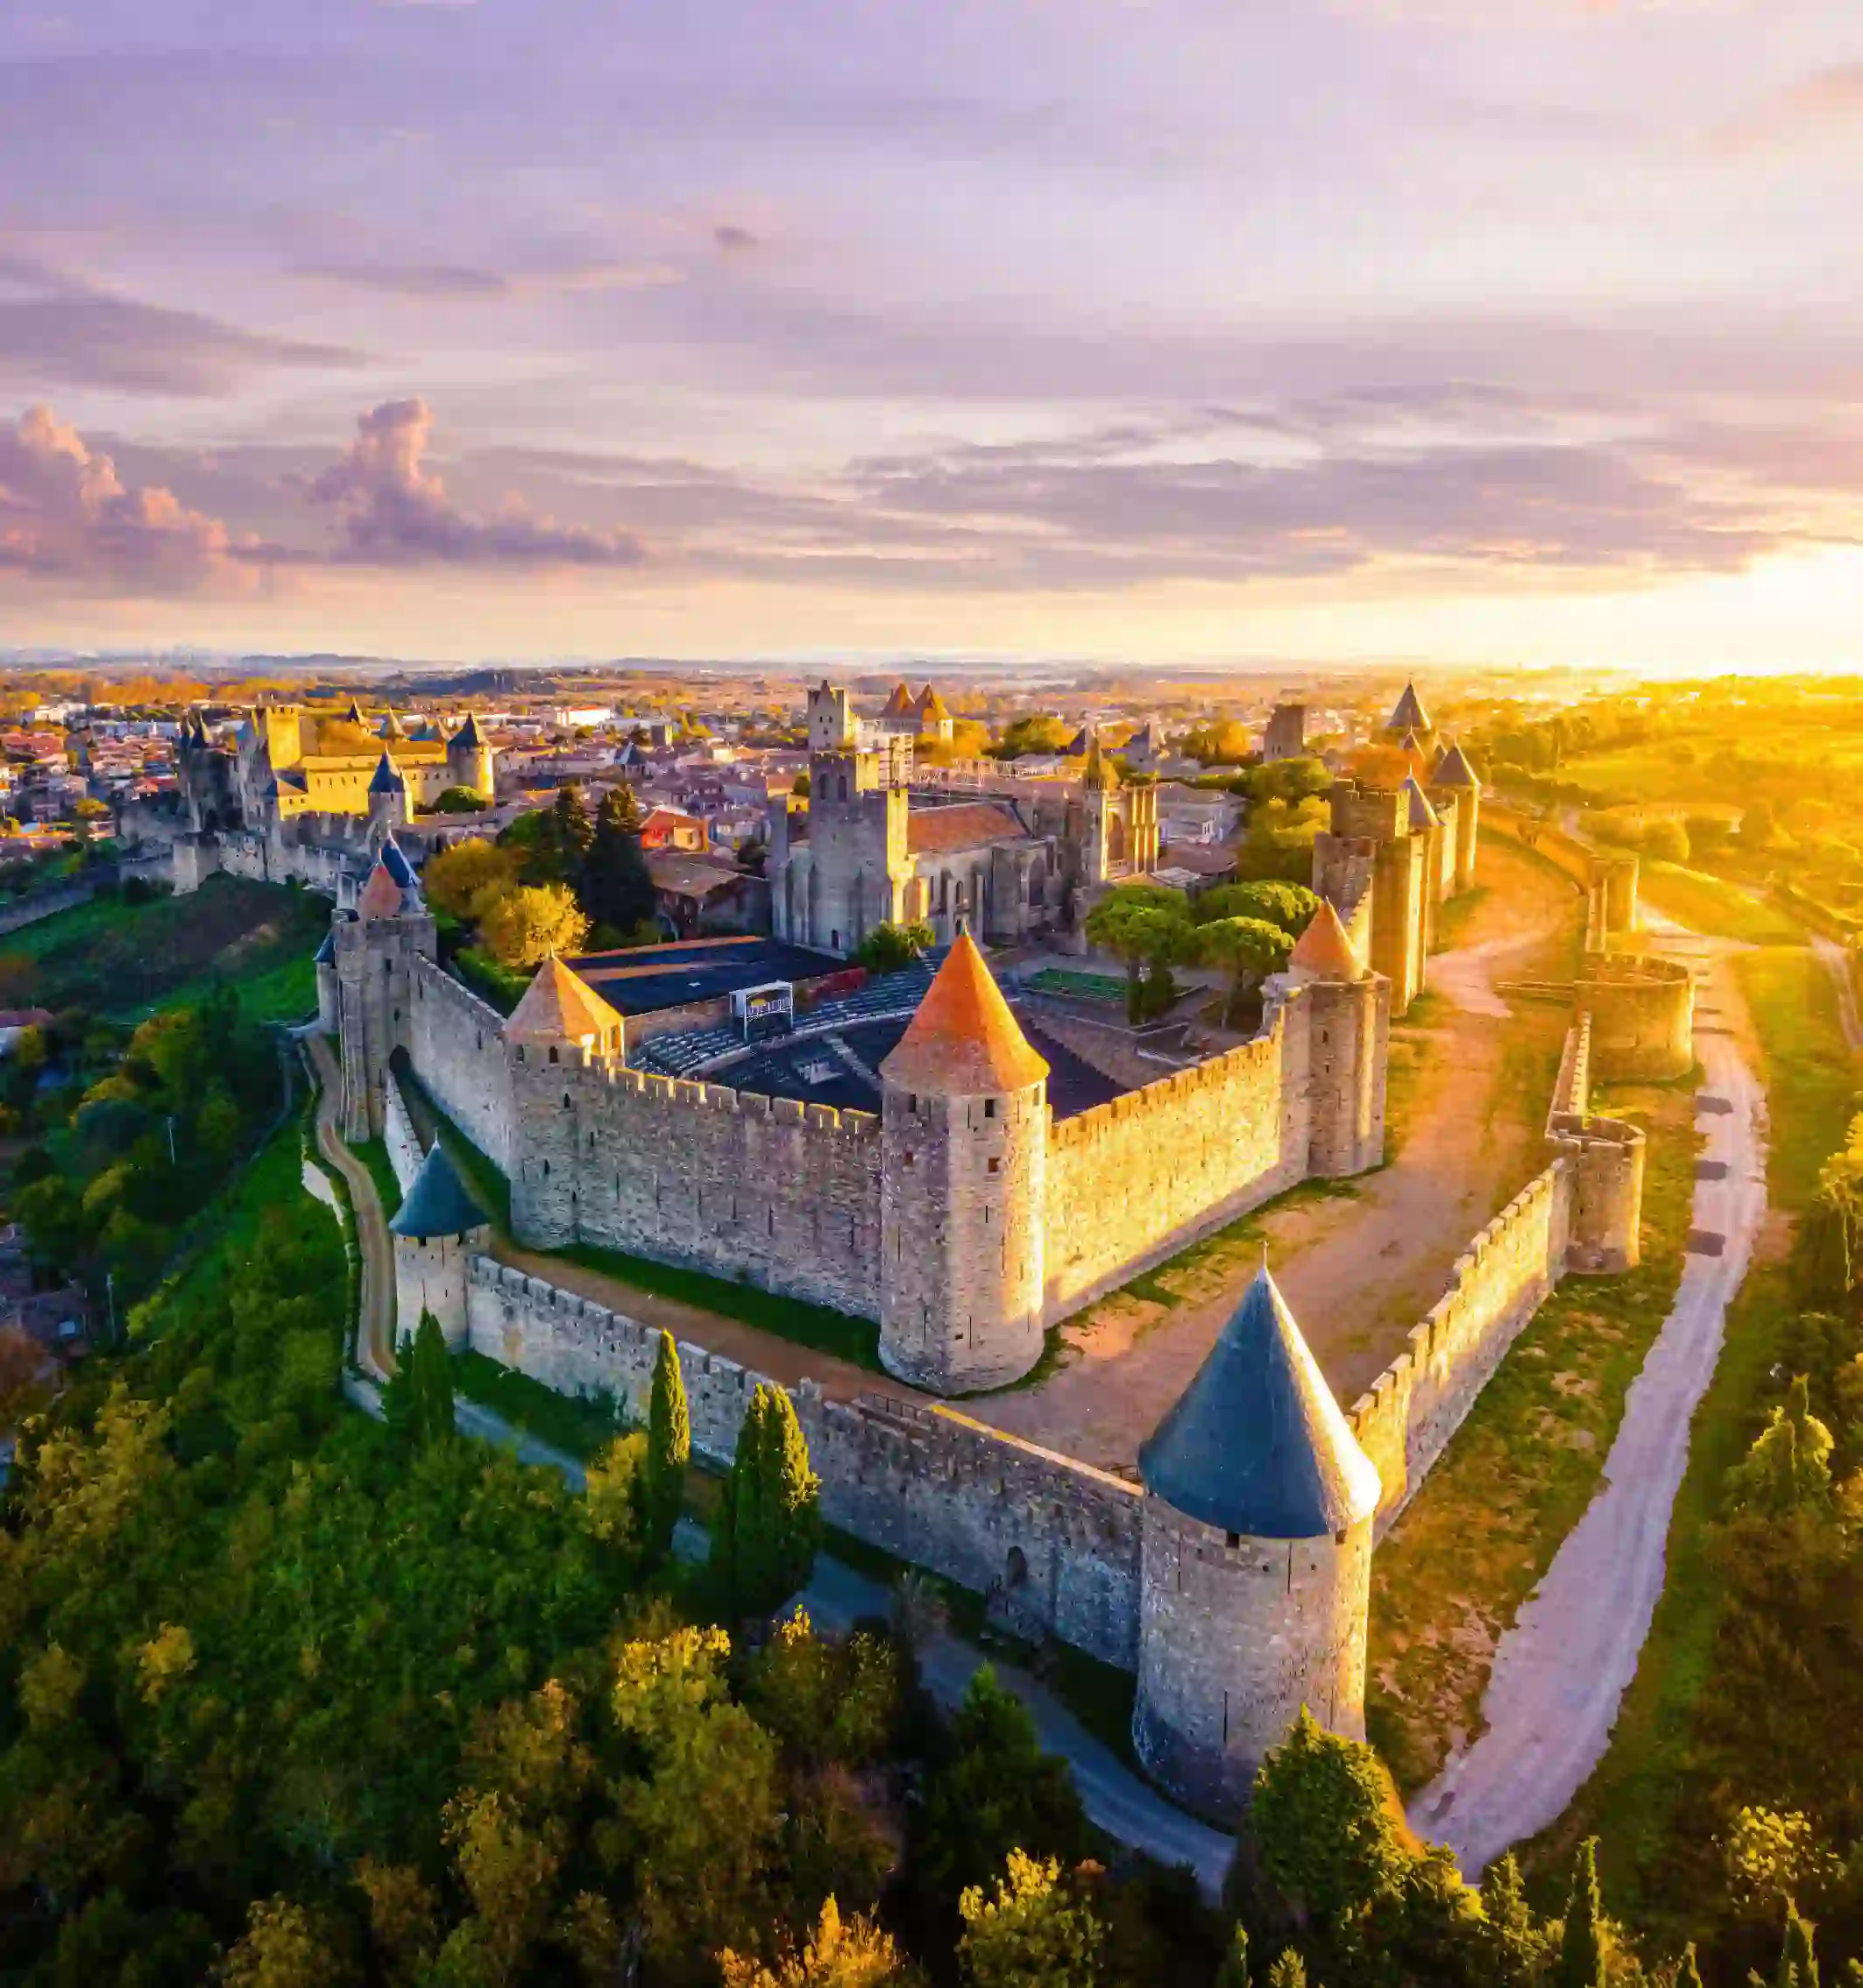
left=4, top=0, right=1863, bottom=670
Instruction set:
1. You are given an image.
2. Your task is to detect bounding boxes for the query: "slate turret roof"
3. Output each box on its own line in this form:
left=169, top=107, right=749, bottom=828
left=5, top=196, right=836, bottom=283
left=1387, top=681, right=1431, bottom=733
left=389, top=1142, right=487, bottom=1240
left=344, top=698, right=366, bottom=725
left=1287, top=899, right=1365, bottom=980
left=449, top=711, right=486, bottom=750
left=369, top=751, right=407, bottom=796
left=882, top=682, right=915, bottom=718
left=915, top=683, right=952, bottom=723
left=504, top=953, right=625, bottom=1046
left=878, top=931, right=1050, bottom=1094
left=1429, top=742, right=1479, bottom=789
left=379, top=834, right=417, bottom=891
left=1138, top=1264, right=1381, bottom=1539
left=1400, top=776, right=1438, bottom=831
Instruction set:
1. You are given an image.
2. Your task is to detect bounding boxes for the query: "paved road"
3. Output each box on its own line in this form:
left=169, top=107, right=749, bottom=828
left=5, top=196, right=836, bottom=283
left=308, top=1035, right=398, bottom=1378
left=1408, top=923, right=1768, bottom=1873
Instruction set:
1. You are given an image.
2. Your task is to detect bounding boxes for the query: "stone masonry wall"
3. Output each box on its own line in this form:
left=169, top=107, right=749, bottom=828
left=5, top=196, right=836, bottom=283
left=1043, top=994, right=1308, bottom=1317
left=463, top=1258, right=1144, bottom=1665
left=383, top=1070, right=421, bottom=1192
left=547, top=1061, right=884, bottom=1319
left=404, top=957, right=518, bottom=1172
left=1346, top=1160, right=1572, bottom=1527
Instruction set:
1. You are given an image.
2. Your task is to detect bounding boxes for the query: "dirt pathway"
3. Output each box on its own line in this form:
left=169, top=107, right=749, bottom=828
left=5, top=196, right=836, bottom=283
left=1407, top=923, right=1768, bottom=1873
left=973, top=838, right=1584, bottom=1473
left=307, top=1034, right=398, bottom=1379
left=1811, top=932, right=1863, bottom=1053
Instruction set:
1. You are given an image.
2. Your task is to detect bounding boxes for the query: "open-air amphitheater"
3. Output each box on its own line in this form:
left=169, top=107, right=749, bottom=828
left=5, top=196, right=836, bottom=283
left=310, top=694, right=1696, bottom=1827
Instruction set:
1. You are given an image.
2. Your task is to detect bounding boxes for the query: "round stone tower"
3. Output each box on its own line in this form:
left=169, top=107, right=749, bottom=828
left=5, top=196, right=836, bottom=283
left=1133, top=1265, right=1383, bottom=1822
left=877, top=932, right=1050, bottom=1392
left=1427, top=741, right=1482, bottom=895
left=368, top=749, right=408, bottom=833
left=389, top=1141, right=492, bottom=1350
left=503, top=953, right=624, bottom=1249
left=446, top=711, right=496, bottom=801
left=1286, top=900, right=1385, bottom=1178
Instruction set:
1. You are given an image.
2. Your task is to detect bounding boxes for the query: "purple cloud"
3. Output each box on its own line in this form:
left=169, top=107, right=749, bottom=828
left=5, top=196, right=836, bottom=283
left=308, top=398, right=647, bottom=566
left=0, top=404, right=254, bottom=588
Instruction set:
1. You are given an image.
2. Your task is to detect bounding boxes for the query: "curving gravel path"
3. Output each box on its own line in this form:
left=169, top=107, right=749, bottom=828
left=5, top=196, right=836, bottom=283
left=1408, top=927, right=1768, bottom=1873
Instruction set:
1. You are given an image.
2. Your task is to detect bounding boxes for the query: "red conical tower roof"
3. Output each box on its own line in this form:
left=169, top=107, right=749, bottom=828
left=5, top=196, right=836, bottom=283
left=1288, top=899, right=1365, bottom=980
left=879, top=933, right=1049, bottom=1094
left=358, top=860, right=403, bottom=920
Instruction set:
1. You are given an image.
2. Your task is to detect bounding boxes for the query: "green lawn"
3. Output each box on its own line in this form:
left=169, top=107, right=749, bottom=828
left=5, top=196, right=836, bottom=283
left=1737, top=946, right=1859, bottom=1209
left=353, top=1135, right=404, bottom=1220
left=1635, top=862, right=1803, bottom=946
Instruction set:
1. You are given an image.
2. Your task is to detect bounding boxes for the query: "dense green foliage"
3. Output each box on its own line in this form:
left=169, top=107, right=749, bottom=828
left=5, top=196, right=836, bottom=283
left=712, top=1383, right=822, bottom=1618
left=645, top=1330, right=691, bottom=1567
left=855, top=922, right=935, bottom=974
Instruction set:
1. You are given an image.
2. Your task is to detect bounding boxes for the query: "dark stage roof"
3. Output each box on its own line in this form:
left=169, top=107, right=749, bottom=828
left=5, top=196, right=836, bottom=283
left=717, top=1012, right=1128, bottom=1121
left=563, top=937, right=845, bottom=1017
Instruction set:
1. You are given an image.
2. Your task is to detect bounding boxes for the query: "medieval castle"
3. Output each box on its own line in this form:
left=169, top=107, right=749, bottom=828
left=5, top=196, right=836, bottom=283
left=290, top=677, right=1690, bottom=1823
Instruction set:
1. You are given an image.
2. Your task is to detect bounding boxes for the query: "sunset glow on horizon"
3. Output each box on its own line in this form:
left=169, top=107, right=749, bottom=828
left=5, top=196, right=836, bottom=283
left=5, top=0, right=1863, bottom=669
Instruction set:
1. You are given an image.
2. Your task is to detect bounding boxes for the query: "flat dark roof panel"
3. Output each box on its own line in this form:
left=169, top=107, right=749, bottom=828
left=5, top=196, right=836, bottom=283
left=563, top=937, right=844, bottom=1016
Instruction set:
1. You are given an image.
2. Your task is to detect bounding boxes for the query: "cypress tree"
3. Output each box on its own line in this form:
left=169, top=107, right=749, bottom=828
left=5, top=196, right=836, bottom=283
left=1215, top=1926, right=1251, bottom=1988
left=1555, top=1837, right=1606, bottom=1988
left=714, top=1383, right=820, bottom=1617
left=381, top=1331, right=416, bottom=1447
left=1673, top=1943, right=1704, bottom=1988
left=584, top=785, right=655, bottom=937
left=644, top=1329, right=691, bottom=1564
left=1779, top=1900, right=1820, bottom=1988
left=411, top=1308, right=455, bottom=1449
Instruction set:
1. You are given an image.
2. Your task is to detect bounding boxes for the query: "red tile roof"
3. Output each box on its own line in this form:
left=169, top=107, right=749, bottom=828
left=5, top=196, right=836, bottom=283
left=878, top=933, right=1049, bottom=1093
left=905, top=802, right=1027, bottom=859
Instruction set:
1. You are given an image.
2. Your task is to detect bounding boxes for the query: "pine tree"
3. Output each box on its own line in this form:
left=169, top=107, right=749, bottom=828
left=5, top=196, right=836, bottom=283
left=546, top=785, right=594, bottom=890
left=382, top=1331, right=417, bottom=1446
left=1265, top=1953, right=1308, bottom=1988
left=1777, top=1900, right=1820, bottom=1988
left=410, top=1308, right=455, bottom=1450
left=1673, top=1943, right=1704, bottom=1988
left=1555, top=1838, right=1606, bottom=1988
left=644, top=1329, right=690, bottom=1565
left=584, top=785, right=655, bottom=938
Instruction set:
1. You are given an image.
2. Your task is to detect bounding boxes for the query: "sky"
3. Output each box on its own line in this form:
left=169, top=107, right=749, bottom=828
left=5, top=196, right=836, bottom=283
left=3, top=0, right=1863, bottom=670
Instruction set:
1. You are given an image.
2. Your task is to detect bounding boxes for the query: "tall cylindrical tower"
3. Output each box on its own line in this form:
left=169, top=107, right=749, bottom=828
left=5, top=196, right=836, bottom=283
left=1428, top=743, right=1482, bottom=895
left=446, top=711, right=496, bottom=800
left=1133, top=1265, right=1382, bottom=1822
left=878, top=933, right=1050, bottom=1392
left=389, top=1143, right=492, bottom=1350
left=502, top=955, right=623, bottom=1249
left=1286, top=899, right=1386, bottom=1178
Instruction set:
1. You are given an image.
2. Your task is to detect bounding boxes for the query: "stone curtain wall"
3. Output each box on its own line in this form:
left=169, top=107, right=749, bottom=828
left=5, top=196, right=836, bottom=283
left=558, top=1065, right=884, bottom=1319
left=462, top=1258, right=1144, bottom=1666
left=1546, top=1011, right=1647, bottom=1275
left=405, top=957, right=519, bottom=1172
left=1347, top=1161, right=1573, bottom=1527
left=383, top=1071, right=422, bottom=1191
left=1579, top=956, right=1695, bottom=1081
left=1043, top=998, right=1308, bottom=1317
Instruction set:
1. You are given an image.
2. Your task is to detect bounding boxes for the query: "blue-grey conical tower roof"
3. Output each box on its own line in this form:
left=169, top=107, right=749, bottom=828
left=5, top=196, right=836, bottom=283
left=369, top=750, right=407, bottom=796
left=389, top=1143, right=487, bottom=1240
left=1138, top=1266, right=1380, bottom=1539
left=379, top=833, right=416, bottom=890
left=313, top=929, right=335, bottom=966
left=1400, top=775, right=1438, bottom=831
left=449, top=711, right=485, bottom=749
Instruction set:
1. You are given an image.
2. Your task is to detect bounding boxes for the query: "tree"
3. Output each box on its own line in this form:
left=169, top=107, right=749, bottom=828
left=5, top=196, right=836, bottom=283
left=478, top=883, right=590, bottom=968
left=1555, top=1837, right=1605, bottom=1988
left=1744, top=799, right=1777, bottom=847
left=549, top=785, right=594, bottom=886
left=993, top=715, right=1074, bottom=759
left=957, top=1849, right=1102, bottom=1988
left=1082, top=890, right=1191, bottom=1022
left=583, top=785, right=656, bottom=937
left=1215, top=1926, right=1252, bottom=1988
left=645, top=1328, right=691, bottom=1566
left=1726, top=1376, right=1834, bottom=1518
left=714, top=1384, right=821, bottom=1617
left=1194, top=881, right=1319, bottom=937
left=407, top=1308, right=455, bottom=1450
left=855, top=922, right=935, bottom=974
left=1264, top=1956, right=1309, bottom=1988
left=429, top=786, right=485, bottom=814
left=216, top=1896, right=355, bottom=1988
left=719, top=1896, right=914, bottom=1988
left=1197, top=917, right=1293, bottom=1028
left=422, top=838, right=521, bottom=920
left=1774, top=1900, right=1821, bottom=1988
left=1674, top=1945, right=1704, bottom=1988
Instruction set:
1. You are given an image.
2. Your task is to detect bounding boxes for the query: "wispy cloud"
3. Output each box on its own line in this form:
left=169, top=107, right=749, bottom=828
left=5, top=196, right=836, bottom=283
left=1708, top=62, right=1863, bottom=156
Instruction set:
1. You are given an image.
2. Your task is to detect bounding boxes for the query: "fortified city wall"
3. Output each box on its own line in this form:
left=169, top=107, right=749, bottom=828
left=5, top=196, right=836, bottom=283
left=1043, top=996, right=1308, bottom=1315
left=405, top=958, right=518, bottom=1171
left=461, top=1257, right=1144, bottom=1665
left=1578, top=954, right=1695, bottom=1082
left=517, top=1058, right=885, bottom=1319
